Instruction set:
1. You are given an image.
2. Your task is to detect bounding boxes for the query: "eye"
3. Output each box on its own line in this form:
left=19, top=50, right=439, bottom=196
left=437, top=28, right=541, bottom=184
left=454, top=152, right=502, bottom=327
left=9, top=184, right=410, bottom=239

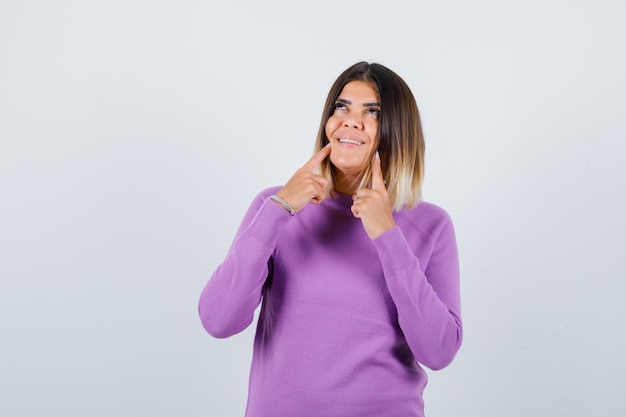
left=366, top=107, right=380, bottom=118
left=333, top=102, right=347, bottom=112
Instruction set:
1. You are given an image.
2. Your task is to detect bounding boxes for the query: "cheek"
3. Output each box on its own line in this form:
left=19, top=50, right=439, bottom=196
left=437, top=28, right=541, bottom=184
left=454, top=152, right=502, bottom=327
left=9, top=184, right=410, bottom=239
left=325, top=117, right=339, bottom=138
left=366, top=123, right=379, bottom=146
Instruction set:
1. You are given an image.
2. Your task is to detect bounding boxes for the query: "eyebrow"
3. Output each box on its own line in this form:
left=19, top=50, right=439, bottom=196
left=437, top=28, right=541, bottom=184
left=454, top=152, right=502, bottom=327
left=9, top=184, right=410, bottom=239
left=336, top=98, right=381, bottom=107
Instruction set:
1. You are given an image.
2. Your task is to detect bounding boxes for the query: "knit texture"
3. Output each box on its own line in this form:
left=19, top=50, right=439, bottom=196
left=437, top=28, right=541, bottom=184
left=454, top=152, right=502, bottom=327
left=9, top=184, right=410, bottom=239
left=199, top=187, right=462, bottom=417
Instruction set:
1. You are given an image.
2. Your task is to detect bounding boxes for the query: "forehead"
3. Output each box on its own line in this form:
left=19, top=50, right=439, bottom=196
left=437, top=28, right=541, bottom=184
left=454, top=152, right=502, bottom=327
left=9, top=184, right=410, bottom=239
left=339, top=80, right=379, bottom=101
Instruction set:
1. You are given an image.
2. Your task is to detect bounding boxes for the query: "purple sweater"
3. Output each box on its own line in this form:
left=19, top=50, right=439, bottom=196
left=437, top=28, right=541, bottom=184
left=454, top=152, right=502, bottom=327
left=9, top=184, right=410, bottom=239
left=199, top=187, right=462, bottom=417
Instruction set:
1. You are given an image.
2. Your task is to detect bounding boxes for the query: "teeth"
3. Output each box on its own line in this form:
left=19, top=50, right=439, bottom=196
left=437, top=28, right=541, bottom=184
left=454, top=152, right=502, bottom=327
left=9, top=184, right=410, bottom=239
left=338, top=138, right=363, bottom=145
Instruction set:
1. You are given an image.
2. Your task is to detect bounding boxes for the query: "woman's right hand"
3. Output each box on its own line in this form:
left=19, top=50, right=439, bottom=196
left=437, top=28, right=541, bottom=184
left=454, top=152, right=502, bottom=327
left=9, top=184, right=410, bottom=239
left=274, top=144, right=332, bottom=213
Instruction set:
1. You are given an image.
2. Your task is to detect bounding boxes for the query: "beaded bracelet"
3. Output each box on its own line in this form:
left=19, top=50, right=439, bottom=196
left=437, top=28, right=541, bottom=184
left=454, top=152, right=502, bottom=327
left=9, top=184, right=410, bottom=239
left=270, top=195, right=296, bottom=216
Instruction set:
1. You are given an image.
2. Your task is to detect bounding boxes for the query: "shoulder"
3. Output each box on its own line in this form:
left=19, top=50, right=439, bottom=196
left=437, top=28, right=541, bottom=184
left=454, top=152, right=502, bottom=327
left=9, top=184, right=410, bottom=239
left=235, top=186, right=289, bottom=234
left=395, top=200, right=455, bottom=242
left=400, top=200, right=453, bottom=223
left=248, top=186, right=283, bottom=205
left=237, top=186, right=283, bottom=217
left=256, top=186, right=283, bottom=200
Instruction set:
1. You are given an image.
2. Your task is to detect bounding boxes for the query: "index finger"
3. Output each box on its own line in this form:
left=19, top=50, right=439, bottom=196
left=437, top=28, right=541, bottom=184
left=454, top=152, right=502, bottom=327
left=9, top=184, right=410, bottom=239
left=303, top=143, right=331, bottom=171
left=371, top=151, right=386, bottom=190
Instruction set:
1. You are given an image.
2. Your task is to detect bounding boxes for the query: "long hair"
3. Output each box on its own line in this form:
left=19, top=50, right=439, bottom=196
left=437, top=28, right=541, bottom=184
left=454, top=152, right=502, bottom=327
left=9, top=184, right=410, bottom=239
left=314, top=62, right=425, bottom=210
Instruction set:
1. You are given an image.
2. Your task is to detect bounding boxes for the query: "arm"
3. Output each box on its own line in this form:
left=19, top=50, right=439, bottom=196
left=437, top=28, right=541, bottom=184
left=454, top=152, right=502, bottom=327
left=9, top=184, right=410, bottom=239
left=198, top=191, right=290, bottom=338
left=198, top=145, right=332, bottom=338
left=352, top=153, right=462, bottom=369
left=373, top=217, right=462, bottom=370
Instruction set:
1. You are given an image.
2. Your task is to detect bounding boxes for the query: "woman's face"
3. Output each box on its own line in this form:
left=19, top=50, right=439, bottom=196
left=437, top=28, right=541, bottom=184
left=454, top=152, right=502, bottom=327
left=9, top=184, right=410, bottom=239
left=325, top=80, right=380, bottom=182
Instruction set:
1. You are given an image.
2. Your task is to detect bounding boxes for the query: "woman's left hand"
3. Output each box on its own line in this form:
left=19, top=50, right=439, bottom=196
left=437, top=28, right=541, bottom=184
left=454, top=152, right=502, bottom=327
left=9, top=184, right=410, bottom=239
left=351, top=152, right=396, bottom=240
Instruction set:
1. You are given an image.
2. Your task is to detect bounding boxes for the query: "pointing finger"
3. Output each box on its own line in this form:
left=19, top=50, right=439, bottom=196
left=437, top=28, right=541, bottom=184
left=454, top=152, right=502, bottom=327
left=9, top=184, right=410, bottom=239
left=304, top=143, right=331, bottom=171
left=371, top=151, right=386, bottom=190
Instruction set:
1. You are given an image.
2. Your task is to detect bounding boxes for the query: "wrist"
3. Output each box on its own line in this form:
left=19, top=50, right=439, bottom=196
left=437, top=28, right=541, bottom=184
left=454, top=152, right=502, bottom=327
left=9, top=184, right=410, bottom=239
left=270, top=195, right=296, bottom=216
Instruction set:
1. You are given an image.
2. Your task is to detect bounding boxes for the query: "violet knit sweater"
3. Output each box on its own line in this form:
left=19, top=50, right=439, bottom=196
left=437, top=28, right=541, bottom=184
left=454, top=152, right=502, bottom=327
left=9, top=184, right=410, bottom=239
left=198, top=187, right=462, bottom=417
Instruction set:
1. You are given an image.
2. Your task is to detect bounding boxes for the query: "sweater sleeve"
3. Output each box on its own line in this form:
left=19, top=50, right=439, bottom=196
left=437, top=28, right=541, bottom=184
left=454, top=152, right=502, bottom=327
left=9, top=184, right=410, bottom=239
left=198, top=190, right=292, bottom=338
left=373, top=215, right=463, bottom=371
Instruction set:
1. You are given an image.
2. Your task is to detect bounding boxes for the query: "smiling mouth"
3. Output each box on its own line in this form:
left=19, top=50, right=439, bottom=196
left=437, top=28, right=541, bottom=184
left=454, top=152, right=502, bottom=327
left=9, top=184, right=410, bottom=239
left=338, top=138, right=364, bottom=146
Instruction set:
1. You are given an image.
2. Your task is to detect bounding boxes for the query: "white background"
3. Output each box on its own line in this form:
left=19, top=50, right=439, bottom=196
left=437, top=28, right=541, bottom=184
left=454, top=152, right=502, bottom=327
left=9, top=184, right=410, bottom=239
left=1, top=1, right=625, bottom=416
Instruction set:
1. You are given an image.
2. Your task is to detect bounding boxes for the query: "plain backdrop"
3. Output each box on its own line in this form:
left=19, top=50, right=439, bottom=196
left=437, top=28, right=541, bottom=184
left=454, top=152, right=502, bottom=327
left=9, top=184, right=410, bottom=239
left=1, top=1, right=625, bottom=416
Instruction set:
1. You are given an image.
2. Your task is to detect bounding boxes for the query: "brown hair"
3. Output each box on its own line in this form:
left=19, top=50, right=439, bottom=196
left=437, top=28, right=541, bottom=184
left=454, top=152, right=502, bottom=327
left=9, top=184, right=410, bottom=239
left=314, top=62, right=425, bottom=210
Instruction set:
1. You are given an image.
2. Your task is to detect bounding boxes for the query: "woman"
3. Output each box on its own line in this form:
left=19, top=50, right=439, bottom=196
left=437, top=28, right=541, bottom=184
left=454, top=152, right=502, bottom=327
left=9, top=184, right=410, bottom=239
left=198, top=62, right=462, bottom=417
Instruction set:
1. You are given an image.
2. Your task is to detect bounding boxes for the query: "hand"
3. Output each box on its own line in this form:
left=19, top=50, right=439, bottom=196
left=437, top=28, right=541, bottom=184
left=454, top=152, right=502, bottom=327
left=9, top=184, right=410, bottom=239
left=275, top=144, right=332, bottom=213
left=351, top=152, right=395, bottom=239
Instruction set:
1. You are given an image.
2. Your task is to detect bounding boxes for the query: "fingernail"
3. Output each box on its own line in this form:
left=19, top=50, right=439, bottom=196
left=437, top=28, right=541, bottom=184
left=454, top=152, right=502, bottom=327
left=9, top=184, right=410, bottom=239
left=375, top=151, right=380, bottom=158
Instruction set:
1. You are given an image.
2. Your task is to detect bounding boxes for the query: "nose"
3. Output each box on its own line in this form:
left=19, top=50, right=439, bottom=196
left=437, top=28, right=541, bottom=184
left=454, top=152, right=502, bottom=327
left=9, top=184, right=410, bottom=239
left=343, top=113, right=363, bottom=129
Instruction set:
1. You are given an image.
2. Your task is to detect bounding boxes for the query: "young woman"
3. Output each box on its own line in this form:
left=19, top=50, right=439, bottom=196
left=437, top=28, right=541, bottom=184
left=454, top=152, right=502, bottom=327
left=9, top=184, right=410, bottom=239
left=199, top=62, right=462, bottom=417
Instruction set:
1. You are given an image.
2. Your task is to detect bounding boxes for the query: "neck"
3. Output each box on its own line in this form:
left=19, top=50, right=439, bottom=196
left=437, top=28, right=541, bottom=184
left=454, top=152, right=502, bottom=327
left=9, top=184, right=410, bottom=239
left=334, top=170, right=363, bottom=196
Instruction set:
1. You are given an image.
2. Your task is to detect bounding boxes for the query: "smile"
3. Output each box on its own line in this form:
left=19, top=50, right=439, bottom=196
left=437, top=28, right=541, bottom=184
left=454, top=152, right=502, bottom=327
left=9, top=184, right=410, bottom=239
left=338, top=138, right=364, bottom=146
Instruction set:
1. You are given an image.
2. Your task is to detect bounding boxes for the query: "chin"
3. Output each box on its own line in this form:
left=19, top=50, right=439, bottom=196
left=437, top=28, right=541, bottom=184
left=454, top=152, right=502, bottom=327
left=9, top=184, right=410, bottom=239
left=331, top=155, right=364, bottom=170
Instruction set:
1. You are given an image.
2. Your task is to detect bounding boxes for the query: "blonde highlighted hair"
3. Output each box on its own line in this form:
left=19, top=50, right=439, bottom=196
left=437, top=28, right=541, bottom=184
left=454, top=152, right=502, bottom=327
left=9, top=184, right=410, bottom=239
left=314, top=62, right=426, bottom=211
